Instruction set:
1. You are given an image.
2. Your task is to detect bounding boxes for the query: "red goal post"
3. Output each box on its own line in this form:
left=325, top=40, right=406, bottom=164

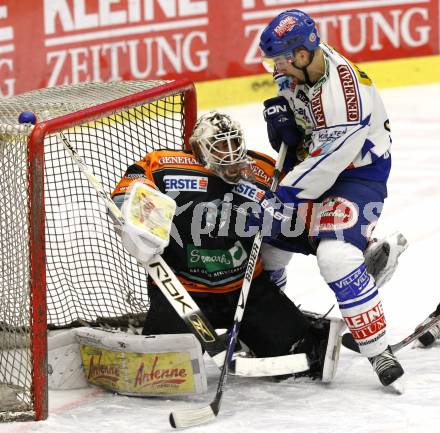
left=0, top=79, right=197, bottom=421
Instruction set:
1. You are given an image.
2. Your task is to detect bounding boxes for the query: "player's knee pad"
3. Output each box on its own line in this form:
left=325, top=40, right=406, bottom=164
left=260, top=243, right=294, bottom=270
left=317, top=239, right=365, bottom=283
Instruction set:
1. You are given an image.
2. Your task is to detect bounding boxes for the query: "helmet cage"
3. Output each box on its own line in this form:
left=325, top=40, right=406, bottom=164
left=197, top=129, right=247, bottom=168
left=190, top=112, right=252, bottom=184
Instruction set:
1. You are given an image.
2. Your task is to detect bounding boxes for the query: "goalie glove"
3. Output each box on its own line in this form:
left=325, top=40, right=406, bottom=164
left=120, top=182, right=176, bottom=265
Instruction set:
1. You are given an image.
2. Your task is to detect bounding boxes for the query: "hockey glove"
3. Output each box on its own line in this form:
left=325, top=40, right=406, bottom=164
left=263, top=96, right=301, bottom=153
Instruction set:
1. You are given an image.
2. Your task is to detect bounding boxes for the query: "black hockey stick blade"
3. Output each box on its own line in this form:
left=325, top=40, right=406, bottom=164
left=341, top=332, right=361, bottom=353
left=342, top=313, right=440, bottom=354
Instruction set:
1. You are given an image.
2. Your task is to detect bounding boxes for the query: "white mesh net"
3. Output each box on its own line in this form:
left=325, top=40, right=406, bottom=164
left=0, top=80, right=193, bottom=420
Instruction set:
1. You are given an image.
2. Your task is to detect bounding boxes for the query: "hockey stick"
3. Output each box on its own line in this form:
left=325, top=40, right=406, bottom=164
left=58, top=132, right=222, bottom=350
left=341, top=313, right=440, bottom=354
left=170, top=143, right=289, bottom=429
left=59, top=132, right=308, bottom=377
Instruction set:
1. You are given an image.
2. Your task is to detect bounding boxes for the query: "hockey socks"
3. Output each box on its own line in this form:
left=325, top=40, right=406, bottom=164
left=317, top=239, right=389, bottom=357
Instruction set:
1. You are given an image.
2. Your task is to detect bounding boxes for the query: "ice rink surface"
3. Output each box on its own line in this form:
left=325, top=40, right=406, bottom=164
left=2, top=83, right=440, bottom=433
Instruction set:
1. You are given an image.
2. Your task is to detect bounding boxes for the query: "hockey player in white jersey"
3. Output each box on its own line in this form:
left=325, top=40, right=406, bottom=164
left=258, top=9, right=404, bottom=387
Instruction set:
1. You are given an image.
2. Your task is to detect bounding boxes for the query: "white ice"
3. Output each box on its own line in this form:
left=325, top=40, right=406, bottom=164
left=2, top=83, right=440, bottom=433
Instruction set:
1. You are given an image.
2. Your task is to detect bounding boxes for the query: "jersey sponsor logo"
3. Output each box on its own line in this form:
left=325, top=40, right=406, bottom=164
left=316, top=127, right=347, bottom=144
left=260, top=199, right=290, bottom=223
left=296, top=89, right=309, bottom=104
left=250, top=164, right=271, bottom=184
left=158, top=156, right=199, bottom=166
left=337, top=65, right=360, bottom=123
left=187, top=241, right=248, bottom=273
left=274, top=16, right=297, bottom=37
left=232, top=181, right=265, bottom=202
left=313, top=196, right=359, bottom=232
left=311, top=127, right=347, bottom=156
left=125, top=173, right=146, bottom=179
left=311, top=87, right=327, bottom=128
left=163, top=175, right=208, bottom=192
left=343, top=301, right=386, bottom=340
left=233, top=181, right=289, bottom=223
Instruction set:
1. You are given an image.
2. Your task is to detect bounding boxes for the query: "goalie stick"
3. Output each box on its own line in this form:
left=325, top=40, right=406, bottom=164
left=58, top=132, right=307, bottom=378
left=341, top=313, right=440, bottom=354
left=169, top=143, right=289, bottom=429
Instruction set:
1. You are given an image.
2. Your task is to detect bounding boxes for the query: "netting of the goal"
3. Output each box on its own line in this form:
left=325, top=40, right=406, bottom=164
left=0, top=80, right=190, bottom=419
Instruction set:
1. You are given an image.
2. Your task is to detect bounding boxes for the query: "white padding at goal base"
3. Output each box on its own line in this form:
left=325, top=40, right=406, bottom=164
left=74, top=328, right=207, bottom=397
left=48, top=329, right=89, bottom=390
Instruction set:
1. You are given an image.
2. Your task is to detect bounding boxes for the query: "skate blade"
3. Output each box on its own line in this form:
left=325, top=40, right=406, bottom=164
left=386, top=376, right=405, bottom=395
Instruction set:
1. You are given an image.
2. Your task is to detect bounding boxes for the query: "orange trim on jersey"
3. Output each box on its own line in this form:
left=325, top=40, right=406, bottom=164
left=112, top=176, right=156, bottom=198
left=247, top=150, right=280, bottom=187
left=146, top=149, right=211, bottom=175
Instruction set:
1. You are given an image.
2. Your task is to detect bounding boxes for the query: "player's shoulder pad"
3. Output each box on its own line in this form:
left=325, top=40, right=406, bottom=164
left=247, top=150, right=276, bottom=166
left=247, top=150, right=276, bottom=186
left=145, top=149, right=208, bottom=173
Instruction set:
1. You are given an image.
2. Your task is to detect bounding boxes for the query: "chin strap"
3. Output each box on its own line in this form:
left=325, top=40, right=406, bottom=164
left=292, top=50, right=316, bottom=87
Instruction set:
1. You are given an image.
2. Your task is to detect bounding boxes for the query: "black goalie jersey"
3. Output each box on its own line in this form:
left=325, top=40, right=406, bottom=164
left=112, top=149, right=277, bottom=294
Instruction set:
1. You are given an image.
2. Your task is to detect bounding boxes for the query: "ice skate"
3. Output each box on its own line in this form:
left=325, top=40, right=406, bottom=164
left=368, top=346, right=404, bottom=389
left=416, top=303, right=440, bottom=347
left=364, top=231, right=408, bottom=288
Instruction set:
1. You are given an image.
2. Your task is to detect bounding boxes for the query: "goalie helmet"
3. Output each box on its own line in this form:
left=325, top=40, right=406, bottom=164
left=189, top=111, right=253, bottom=184
left=259, top=9, right=320, bottom=58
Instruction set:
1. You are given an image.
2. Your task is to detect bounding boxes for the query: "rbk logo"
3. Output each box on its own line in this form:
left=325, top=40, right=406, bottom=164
left=189, top=314, right=216, bottom=343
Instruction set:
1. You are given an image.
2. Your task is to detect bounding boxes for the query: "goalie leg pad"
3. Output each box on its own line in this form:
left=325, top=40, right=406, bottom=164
left=293, top=312, right=345, bottom=382
left=74, top=328, right=207, bottom=397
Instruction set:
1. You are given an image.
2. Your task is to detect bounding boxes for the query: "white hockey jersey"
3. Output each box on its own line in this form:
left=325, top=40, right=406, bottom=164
left=278, top=43, right=392, bottom=199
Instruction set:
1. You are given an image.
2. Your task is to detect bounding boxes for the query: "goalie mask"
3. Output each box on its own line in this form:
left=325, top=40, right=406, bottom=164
left=189, top=112, right=254, bottom=184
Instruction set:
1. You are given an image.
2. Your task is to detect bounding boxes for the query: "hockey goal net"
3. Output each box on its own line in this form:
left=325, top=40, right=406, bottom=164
left=0, top=79, right=196, bottom=421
